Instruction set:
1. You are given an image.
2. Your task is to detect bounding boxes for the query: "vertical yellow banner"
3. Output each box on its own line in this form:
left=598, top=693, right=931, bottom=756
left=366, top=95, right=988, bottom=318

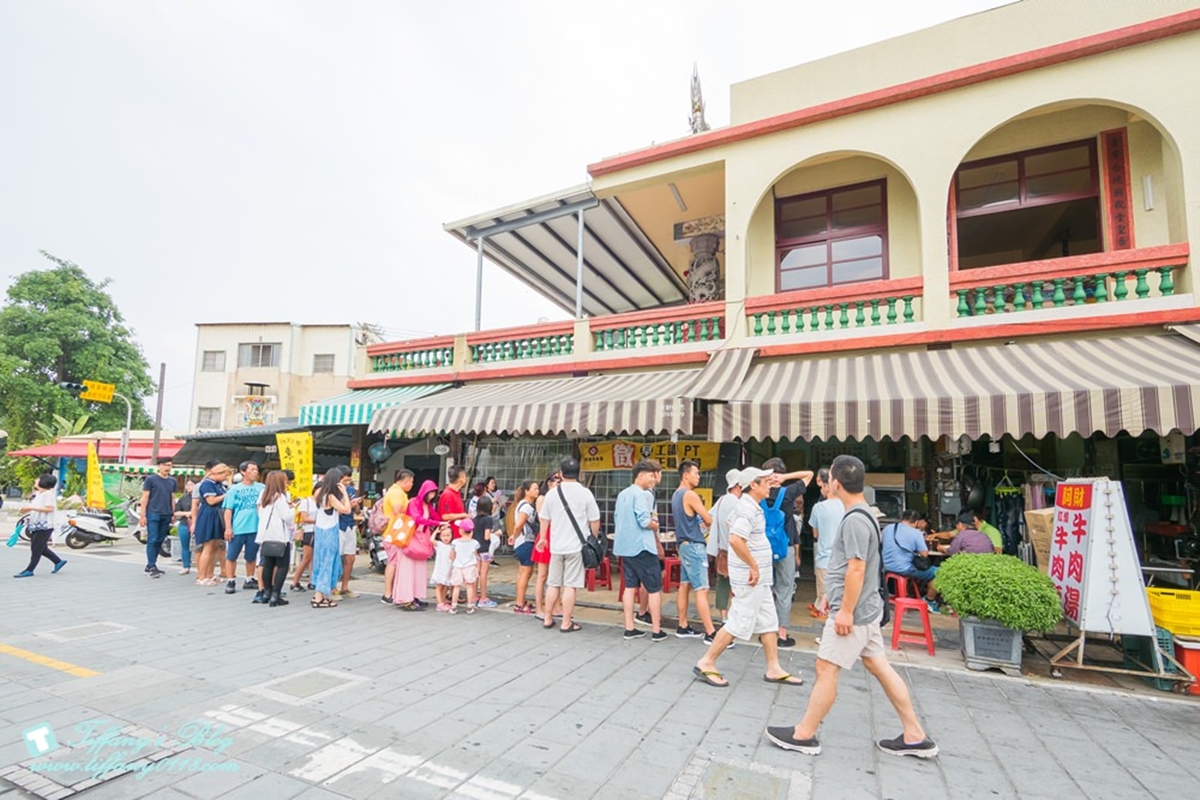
left=276, top=432, right=314, bottom=497
left=86, top=441, right=106, bottom=508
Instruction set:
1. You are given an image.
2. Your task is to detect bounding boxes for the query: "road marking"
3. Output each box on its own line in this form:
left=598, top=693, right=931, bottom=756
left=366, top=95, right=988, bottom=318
left=0, top=642, right=99, bottom=677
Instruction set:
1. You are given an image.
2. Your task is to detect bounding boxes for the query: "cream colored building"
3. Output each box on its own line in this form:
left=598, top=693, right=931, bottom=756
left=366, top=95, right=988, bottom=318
left=189, top=323, right=375, bottom=432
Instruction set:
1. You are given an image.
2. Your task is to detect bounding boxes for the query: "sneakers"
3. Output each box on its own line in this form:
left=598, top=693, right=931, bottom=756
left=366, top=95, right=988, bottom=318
left=144, top=565, right=153, bottom=573
left=624, top=628, right=646, bottom=640
left=777, top=636, right=796, bottom=648
left=436, top=603, right=452, bottom=612
left=675, top=626, right=702, bottom=639
left=53, top=561, right=68, bottom=574
left=380, top=596, right=393, bottom=605
left=13, top=570, right=34, bottom=578
left=290, top=584, right=306, bottom=593
left=225, top=580, right=236, bottom=594
left=765, top=726, right=822, bottom=755
left=702, top=631, right=734, bottom=648
left=477, top=598, right=498, bottom=608
left=243, top=578, right=259, bottom=590
left=178, top=567, right=190, bottom=576
left=448, top=606, right=458, bottom=615
left=466, top=607, right=476, bottom=615
left=877, top=735, right=939, bottom=759
left=251, top=591, right=266, bottom=604
left=148, top=568, right=163, bottom=579
left=650, top=631, right=669, bottom=643
left=925, top=600, right=941, bottom=614
left=634, top=611, right=652, bottom=627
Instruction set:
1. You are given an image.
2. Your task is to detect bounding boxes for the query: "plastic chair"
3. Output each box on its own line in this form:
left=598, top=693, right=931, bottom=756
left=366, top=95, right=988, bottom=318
left=585, top=556, right=612, bottom=592
left=891, top=597, right=936, bottom=655
left=661, top=556, right=682, bottom=594
left=885, top=572, right=919, bottom=601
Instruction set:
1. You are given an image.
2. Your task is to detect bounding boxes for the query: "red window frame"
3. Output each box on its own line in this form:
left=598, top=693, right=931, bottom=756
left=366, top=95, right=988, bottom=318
left=954, top=138, right=1099, bottom=220
left=774, top=179, right=889, bottom=292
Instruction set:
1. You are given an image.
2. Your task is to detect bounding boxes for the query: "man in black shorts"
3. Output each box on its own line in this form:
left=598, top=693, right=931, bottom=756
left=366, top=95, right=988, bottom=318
left=613, top=459, right=668, bottom=642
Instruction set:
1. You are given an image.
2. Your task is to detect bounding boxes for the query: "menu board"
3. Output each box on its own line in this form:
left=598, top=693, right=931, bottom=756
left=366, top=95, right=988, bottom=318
left=1049, top=479, right=1155, bottom=637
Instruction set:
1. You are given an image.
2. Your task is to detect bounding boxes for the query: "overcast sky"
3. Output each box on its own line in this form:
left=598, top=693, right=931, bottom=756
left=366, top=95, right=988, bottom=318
left=0, top=0, right=1010, bottom=431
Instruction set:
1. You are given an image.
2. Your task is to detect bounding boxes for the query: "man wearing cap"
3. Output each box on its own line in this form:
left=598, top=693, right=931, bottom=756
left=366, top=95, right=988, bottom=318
left=692, top=467, right=803, bottom=688
left=706, top=468, right=744, bottom=626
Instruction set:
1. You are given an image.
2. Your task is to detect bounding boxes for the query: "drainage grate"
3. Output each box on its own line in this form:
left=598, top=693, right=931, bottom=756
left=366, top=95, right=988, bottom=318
left=245, top=667, right=367, bottom=706
left=36, top=622, right=133, bottom=642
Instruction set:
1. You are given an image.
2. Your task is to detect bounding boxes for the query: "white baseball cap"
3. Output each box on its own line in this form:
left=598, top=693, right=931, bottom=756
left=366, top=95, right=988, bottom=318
left=725, top=468, right=744, bottom=487
left=738, top=467, right=774, bottom=487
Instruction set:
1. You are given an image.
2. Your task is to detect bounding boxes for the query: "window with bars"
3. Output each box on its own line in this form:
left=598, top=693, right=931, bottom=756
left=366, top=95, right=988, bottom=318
left=775, top=180, right=888, bottom=291
left=237, top=343, right=281, bottom=368
left=312, top=353, right=336, bottom=374
left=196, top=407, right=222, bottom=429
left=201, top=351, right=226, bottom=372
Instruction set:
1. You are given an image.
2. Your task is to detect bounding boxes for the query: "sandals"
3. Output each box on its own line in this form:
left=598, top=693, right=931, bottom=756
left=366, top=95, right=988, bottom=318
left=560, top=622, right=581, bottom=633
left=310, top=597, right=338, bottom=608
left=763, top=673, right=805, bottom=686
left=692, top=666, right=729, bottom=687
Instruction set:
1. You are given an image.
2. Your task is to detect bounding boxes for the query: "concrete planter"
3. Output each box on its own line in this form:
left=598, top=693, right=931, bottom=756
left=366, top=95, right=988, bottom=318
left=959, top=616, right=1023, bottom=676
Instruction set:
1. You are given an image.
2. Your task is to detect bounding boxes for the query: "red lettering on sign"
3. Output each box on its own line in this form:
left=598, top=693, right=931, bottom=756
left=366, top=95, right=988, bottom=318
left=1053, top=526, right=1068, bottom=548
left=1071, top=512, right=1088, bottom=544
left=1067, top=551, right=1084, bottom=583
left=1063, top=586, right=1081, bottom=621
left=1050, top=555, right=1066, bottom=581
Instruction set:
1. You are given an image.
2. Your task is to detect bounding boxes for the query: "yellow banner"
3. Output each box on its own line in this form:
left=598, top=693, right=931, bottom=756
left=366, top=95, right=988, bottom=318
left=276, top=432, right=314, bottom=497
left=86, top=441, right=106, bottom=508
left=580, top=440, right=721, bottom=472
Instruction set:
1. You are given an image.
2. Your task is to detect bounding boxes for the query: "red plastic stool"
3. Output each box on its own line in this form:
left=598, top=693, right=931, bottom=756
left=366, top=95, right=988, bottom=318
left=662, top=557, right=682, bottom=594
left=891, top=597, right=935, bottom=655
left=885, top=572, right=919, bottom=601
left=585, top=556, right=613, bottom=592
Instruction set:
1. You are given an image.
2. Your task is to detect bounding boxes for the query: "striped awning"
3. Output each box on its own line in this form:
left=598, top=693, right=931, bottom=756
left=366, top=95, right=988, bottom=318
left=710, top=332, right=1200, bottom=443
left=99, top=464, right=206, bottom=477
left=299, top=384, right=449, bottom=427
left=369, top=369, right=703, bottom=437
left=687, top=347, right=756, bottom=400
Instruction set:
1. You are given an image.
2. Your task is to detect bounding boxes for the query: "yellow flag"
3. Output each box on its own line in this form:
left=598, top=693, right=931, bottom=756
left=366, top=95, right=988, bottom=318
left=86, top=442, right=106, bottom=508
left=276, top=432, right=313, bottom=498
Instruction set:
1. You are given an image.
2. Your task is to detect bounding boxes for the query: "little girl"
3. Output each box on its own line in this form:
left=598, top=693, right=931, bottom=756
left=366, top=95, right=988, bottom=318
left=448, top=518, right=479, bottom=614
left=431, top=524, right=454, bottom=611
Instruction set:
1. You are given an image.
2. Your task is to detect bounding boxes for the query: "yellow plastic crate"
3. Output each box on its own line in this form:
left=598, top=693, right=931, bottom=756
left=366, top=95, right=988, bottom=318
left=1147, top=587, right=1200, bottom=636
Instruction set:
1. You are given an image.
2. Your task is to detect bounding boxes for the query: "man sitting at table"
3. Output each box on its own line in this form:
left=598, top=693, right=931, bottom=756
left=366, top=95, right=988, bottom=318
left=881, top=509, right=939, bottom=613
left=971, top=509, right=1004, bottom=554
left=940, top=510, right=998, bottom=555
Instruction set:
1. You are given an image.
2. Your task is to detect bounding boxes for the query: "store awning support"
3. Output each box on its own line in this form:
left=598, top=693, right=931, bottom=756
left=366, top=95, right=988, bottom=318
left=575, top=208, right=585, bottom=319
left=474, top=235, right=485, bottom=332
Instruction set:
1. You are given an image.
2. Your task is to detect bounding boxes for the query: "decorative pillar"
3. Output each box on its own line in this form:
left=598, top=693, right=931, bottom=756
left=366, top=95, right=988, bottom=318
left=674, top=215, right=725, bottom=304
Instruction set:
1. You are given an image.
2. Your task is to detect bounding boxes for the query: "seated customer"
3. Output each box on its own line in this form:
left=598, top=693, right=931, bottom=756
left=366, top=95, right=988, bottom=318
left=940, top=510, right=998, bottom=555
left=881, top=509, right=939, bottom=612
left=972, top=510, right=1004, bottom=554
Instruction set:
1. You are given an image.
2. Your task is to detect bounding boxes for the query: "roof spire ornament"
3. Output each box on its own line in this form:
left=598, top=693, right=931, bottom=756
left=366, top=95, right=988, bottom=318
left=689, top=63, right=709, bottom=134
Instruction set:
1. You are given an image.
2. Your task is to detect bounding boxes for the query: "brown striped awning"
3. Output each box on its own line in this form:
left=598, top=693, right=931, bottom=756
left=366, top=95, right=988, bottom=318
left=368, top=368, right=703, bottom=438
left=709, top=332, right=1200, bottom=443
left=687, top=347, right=756, bottom=400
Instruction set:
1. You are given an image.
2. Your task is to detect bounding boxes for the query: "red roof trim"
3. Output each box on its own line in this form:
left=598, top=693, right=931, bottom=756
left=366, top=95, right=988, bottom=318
left=587, top=9, right=1200, bottom=178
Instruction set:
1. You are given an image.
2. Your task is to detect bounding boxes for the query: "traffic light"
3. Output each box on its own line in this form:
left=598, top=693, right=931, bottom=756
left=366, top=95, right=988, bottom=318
left=58, top=381, right=85, bottom=395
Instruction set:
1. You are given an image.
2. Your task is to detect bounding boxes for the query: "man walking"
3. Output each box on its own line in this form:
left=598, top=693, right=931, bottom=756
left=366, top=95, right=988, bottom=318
left=693, top=468, right=802, bottom=688
left=766, top=455, right=938, bottom=758
left=614, top=459, right=668, bottom=642
left=672, top=460, right=718, bottom=642
left=222, top=461, right=263, bottom=596
left=139, top=458, right=177, bottom=578
left=537, top=457, right=599, bottom=633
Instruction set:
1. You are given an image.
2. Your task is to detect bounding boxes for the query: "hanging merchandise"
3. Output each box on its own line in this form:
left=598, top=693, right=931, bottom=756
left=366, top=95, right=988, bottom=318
left=993, top=473, right=1023, bottom=556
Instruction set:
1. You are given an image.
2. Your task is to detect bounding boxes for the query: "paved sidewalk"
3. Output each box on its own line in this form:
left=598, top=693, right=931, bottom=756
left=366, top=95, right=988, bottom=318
left=0, top=532, right=1197, bottom=799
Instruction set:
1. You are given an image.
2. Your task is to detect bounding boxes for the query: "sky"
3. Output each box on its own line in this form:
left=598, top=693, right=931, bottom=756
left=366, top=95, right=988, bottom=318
left=0, top=0, right=1011, bottom=431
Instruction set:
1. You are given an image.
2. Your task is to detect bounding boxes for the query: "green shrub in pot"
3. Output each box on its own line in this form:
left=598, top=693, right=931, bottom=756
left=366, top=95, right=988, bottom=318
left=936, top=554, right=1063, bottom=632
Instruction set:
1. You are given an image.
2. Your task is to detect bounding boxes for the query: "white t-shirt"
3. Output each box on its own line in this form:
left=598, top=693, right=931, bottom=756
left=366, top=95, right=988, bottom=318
left=28, top=489, right=57, bottom=530
left=726, top=494, right=773, bottom=587
left=256, top=496, right=293, bottom=544
left=707, top=492, right=739, bottom=557
left=452, top=536, right=480, bottom=568
left=539, top=481, right=600, bottom=555
left=295, top=496, right=318, bottom=533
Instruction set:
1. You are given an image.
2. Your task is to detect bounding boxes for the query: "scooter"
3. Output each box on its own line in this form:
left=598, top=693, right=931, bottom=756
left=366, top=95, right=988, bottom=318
left=17, top=507, right=170, bottom=557
left=368, top=530, right=387, bottom=574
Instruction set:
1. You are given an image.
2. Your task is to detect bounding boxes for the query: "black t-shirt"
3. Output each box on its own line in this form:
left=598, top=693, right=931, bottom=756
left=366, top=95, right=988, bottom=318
left=142, top=474, right=176, bottom=516
left=473, top=513, right=495, bottom=554
left=767, top=480, right=807, bottom=546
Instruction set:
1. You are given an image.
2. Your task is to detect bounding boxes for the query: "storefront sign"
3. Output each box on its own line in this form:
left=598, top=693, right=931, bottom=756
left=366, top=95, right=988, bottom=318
left=579, top=440, right=720, bottom=472
left=1049, top=479, right=1154, bottom=636
left=275, top=433, right=313, bottom=498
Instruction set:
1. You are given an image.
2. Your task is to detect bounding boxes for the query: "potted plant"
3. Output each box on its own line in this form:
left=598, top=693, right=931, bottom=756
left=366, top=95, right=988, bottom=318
left=935, top=554, right=1063, bottom=675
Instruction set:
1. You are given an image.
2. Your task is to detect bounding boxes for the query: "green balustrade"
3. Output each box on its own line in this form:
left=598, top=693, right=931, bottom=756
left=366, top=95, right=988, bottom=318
left=953, top=264, right=1181, bottom=317
left=592, top=314, right=724, bottom=351
left=750, top=293, right=920, bottom=336
left=470, top=333, right=573, bottom=364
left=371, top=346, right=454, bottom=372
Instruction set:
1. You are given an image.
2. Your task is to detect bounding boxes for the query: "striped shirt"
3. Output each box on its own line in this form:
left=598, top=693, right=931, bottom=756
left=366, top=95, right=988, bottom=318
left=726, top=495, right=773, bottom=587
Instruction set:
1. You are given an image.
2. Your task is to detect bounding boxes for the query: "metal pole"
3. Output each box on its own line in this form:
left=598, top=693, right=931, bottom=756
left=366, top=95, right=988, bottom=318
left=575, top=208, right=585, bottom=319
left=151, top=362, right=166, bottom=461
left=474, top=236, right=485, bottom=332
left=115, top=392, right=133, bottom=464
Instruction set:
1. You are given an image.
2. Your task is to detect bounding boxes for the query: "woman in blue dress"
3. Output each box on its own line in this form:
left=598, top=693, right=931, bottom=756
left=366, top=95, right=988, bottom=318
left=311, top=469, right=351, bottom=608
left=193, top=463, right=231, bottom=585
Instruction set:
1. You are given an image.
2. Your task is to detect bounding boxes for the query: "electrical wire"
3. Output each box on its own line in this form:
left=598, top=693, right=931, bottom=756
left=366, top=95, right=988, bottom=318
left=1009, top=439, right=1064, bottom=481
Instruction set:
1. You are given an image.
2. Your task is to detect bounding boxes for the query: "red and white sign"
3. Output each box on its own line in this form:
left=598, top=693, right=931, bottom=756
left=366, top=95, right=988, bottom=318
left=1050, top=483, right=1093, bottom=626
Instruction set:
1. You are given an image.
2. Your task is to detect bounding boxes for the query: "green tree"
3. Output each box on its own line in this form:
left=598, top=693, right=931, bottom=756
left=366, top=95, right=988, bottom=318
left=0, top=252, right=154, bottom=488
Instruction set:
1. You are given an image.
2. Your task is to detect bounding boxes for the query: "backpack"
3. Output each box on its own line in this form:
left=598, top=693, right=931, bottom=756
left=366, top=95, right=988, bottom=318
left=367, top=500, right=389, bottom=535
left=760, top=488, right=790, bottom=562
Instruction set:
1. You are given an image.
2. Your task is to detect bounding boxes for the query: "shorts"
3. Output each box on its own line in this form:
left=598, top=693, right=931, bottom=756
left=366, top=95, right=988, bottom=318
left=515, top=541, right=534, bottom=567
left=226, top=533, right=259, bottom=563
left=621, top=551, right=662, bottom=593
left=479, top=553, right=493, bottom=564
left=724, top=581, right=779, bottom=641
left=902, top=566, right=939, bottom=582
left=814, top=567, right=826, bottom=601
left=300, top=530, right=314, bottom=548
left=547, top=551, right=584, bottom=589
left=816, top=617, right=887, bottom=670
left=450, top=564, right=479, bottom=586
left=677, top=541, right=709, bottom=590
left=339, top=527, right=357, bottom=556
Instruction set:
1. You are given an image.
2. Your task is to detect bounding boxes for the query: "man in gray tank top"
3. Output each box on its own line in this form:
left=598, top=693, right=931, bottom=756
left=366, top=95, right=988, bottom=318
left=671, top=460, right=717, bottom=642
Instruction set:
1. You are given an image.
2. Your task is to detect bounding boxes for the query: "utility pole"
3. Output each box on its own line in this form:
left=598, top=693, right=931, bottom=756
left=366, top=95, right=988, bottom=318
left=151, top=362, right=166, bottom=461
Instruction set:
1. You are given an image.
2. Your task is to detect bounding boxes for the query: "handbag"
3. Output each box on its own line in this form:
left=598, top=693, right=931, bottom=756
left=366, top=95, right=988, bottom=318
left=5, top=520, right=22, bottom=548
left=557, top=485, right=605, bottom=570
left=888, top=522, right=931, bottom=571
left=259, top=505, right=289, bottom=558
left=383, top=513, right=415, bottom=548
left=716, top=549, right=729, bottom=577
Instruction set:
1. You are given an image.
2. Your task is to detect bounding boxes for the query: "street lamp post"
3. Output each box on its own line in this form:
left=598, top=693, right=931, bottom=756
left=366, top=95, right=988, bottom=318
left=113, top=392, right=133, bottom=464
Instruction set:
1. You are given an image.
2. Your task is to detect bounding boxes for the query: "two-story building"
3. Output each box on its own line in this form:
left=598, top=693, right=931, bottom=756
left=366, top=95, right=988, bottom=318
left=338, top=1, right=1200, bottom=540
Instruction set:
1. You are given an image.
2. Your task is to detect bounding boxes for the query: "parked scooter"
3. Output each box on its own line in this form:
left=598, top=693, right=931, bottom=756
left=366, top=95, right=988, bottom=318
left=368, top=530, right=387, bottom=574
left=17, top=506, right=170, bottom=556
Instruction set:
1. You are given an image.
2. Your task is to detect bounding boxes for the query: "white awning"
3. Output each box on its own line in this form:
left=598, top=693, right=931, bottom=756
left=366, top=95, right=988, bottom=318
left=299, top=384, right=450, bottom=427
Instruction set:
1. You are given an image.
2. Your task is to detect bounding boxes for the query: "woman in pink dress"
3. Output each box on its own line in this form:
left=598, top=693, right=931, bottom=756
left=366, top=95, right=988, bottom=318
left=393, top=480, right=441, bottom=610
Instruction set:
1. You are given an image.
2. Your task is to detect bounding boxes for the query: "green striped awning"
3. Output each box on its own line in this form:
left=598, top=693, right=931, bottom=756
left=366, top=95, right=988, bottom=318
left=99, top=464, right=206, bottom=476
left=299, top=384, right=450, bottom=427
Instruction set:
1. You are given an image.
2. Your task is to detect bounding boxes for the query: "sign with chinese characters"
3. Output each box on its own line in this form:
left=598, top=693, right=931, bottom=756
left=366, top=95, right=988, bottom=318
left=275, top=432, right=313, bottom=498
left=579, top=440, right=721, bottom=472
left=1049, top=478, right=1155, bottom=636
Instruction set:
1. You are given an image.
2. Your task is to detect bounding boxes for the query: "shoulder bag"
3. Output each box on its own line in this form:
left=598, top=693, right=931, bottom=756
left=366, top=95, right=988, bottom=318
left=888, top=522, right=931, bottom=571
left=260, top=504, right=289, bottom=559
left=556, top=485, right=605, bottom=570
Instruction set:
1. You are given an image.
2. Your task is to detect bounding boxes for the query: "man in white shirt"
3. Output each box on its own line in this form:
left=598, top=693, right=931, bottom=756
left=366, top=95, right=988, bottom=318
left=707, top=469, right=744, bottom=624
left=692, top=468, right=803, bottom=688
left=536, top=457, right=600, bottom=634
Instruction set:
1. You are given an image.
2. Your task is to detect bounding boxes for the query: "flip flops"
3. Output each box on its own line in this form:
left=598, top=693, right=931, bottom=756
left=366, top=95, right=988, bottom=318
left=692, top=666, right=729, bottom=687
left=560, top=622, right=581, bottom=633
left=763, top=673, right=805, bottom=686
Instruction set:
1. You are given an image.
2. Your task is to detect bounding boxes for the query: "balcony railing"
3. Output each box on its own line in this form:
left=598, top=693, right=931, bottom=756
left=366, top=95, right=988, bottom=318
left=369, top=336, right=455, bottom=373
left=746, top=277, right=923, bottom=337
left=950, top=245, right=1189, bottom=318
left=467, top=322, right=575, bottom=364
left=591, top=301, right=725, bottom=352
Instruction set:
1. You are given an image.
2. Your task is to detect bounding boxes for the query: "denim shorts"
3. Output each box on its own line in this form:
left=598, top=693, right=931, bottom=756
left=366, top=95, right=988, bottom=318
left=677, top=541, right=709, bottom=590
left=903, top=565, right=939, bottom=582
left=514, top=541, right=534, bottom=567
left=226, top=532, right=259, bottom=563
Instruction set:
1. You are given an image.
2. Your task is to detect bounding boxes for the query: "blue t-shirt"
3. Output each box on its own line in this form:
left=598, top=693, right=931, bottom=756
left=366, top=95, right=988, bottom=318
left=810, top=498, right=845, bottom=570
left=142, top=474, right=176, bottom=517
left=340, top=485, right=356, bottom=530
left=614, top=483, right=657, bottom=557
left=222, top=482, right=264, bottom=535
left=881, top=522, right=928, bottom=574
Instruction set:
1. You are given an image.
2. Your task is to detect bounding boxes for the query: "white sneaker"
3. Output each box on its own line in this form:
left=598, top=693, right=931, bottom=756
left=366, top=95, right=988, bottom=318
left=179, top=568, right=191, bottom=576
